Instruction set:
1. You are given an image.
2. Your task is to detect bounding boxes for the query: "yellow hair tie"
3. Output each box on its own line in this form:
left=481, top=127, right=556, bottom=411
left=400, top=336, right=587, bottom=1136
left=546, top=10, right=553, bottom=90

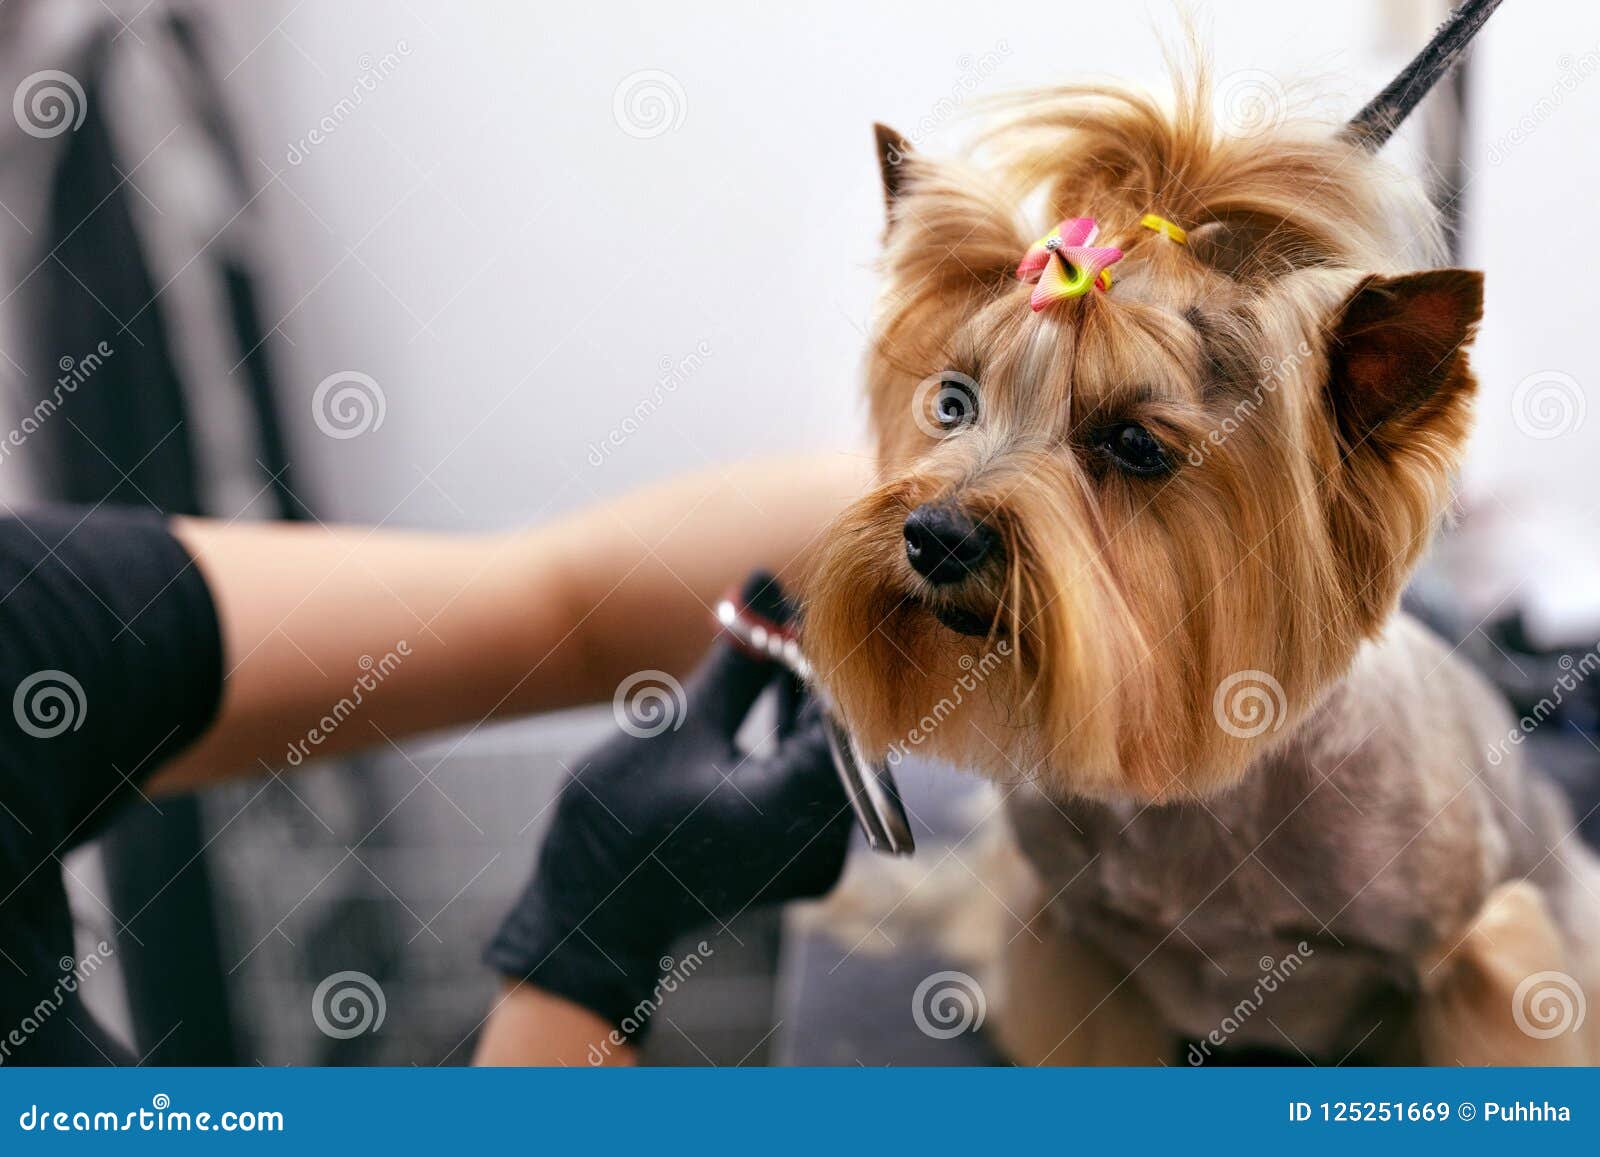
left=1140, top=213, right=1187, bottom=244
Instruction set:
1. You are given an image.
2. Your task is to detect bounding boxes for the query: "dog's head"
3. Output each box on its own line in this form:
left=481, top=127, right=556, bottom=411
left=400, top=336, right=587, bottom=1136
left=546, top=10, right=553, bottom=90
left=805, top=75, right=1483, bottom=802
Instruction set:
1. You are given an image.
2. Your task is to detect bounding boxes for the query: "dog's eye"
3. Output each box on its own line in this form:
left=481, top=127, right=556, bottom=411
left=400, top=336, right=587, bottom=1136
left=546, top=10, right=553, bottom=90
left=1096, top=422, right=1170, bottom=476
left=914, top=371, right=980, bottom=438
left=930, top=377, right=979, bottom=432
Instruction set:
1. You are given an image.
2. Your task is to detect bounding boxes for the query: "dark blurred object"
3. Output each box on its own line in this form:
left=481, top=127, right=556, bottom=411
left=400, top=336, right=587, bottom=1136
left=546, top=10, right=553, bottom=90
left=777, top=768, right=1008, bottom=1066
left=0, top=1, right=307, bottom=1063
left=1405, top=587, right=1600, bottom=847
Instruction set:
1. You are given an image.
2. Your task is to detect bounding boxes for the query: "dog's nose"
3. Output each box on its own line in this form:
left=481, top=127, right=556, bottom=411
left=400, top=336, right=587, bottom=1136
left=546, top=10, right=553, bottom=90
left=903, top=504, right=998, bottom=584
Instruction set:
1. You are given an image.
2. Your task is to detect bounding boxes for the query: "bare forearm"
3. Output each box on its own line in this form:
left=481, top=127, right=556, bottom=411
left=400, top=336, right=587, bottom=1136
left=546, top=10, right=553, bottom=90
left=472, top=983, right=636, bottom=1066
left=151, top=453, right=865, bottom=792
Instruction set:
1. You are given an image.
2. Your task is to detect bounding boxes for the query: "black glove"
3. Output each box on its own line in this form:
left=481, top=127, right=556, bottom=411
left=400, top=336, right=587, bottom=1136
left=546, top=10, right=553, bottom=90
left=485, top=573, right=852, bottom=1038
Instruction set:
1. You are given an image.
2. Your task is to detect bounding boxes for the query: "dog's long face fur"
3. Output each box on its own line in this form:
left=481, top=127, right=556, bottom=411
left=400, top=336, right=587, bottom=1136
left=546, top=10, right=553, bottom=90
left=805, top=76, right=1485, bottom=803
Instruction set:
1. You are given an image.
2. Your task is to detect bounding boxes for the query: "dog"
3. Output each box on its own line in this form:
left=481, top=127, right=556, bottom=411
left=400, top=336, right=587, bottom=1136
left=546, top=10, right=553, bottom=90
left=801, top=62, right=1600, bottom=1064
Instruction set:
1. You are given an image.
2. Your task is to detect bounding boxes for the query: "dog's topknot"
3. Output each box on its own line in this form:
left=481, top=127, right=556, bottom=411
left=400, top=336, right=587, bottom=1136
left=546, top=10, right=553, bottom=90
left=979, top=69, right=1439, bottom=265
left=872, top=64, right=1442, bottom=357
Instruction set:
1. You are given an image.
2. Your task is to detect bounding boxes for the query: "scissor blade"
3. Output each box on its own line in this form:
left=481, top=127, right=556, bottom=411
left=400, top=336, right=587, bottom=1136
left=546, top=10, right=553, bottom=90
left=718, top=595, right=914, bottom=856
left=824, top=715, right=914, bottom=856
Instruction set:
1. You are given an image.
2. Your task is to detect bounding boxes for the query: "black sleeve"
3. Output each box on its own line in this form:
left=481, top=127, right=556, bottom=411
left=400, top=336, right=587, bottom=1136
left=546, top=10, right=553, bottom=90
left=0, top=506, right=224, bottom=871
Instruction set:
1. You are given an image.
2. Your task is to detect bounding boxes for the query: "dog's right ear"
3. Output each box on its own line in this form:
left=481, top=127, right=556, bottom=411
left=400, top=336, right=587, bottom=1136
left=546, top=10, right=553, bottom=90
left=1319, top=268, right=1483, bottom=633
left=873, top=123, right=912, bottom=214
left=1324, top=269, right=1484, bottom=449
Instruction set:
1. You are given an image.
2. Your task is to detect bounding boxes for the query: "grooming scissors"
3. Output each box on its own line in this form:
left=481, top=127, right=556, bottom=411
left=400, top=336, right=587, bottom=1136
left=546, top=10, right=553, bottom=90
left=715, top=594, right=915, bottom=856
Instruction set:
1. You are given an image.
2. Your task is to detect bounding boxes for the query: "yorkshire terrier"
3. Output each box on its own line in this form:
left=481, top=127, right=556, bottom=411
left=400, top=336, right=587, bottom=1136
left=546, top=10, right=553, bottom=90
left=802, top=43, right=1600, bottom=1064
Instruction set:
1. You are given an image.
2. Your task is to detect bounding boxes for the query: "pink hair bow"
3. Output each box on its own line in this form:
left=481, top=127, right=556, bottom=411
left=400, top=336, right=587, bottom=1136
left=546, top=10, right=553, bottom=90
left=1015, top=218, right=1123, bottom=311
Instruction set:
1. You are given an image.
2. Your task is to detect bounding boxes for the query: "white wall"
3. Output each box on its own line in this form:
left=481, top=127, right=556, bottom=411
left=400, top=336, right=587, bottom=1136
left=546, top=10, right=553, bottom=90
left=1456, top=1, right=1600, bottom=642
left=214, top=0, right=1428, bottom=528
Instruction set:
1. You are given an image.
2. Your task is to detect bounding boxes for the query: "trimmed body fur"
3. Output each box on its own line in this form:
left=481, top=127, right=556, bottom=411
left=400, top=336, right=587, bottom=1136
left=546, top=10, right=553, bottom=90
left=1004, top=614, right=1600, bottom=1063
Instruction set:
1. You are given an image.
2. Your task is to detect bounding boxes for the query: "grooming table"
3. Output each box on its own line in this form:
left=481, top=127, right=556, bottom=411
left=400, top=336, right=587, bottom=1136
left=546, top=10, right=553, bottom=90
left=771, top=758, right=1007, bottom=1066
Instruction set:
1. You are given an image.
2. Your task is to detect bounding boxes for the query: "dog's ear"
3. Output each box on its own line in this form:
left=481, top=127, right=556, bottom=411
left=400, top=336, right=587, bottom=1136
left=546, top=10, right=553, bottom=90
left=1324, top=269, right=1484, bottom=448
left=873, top=123, right=912, bottom=212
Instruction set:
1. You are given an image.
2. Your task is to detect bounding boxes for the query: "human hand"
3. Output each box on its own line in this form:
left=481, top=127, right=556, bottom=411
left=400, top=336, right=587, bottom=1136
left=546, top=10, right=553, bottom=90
left=484, top=573, right=852, bottom=1037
